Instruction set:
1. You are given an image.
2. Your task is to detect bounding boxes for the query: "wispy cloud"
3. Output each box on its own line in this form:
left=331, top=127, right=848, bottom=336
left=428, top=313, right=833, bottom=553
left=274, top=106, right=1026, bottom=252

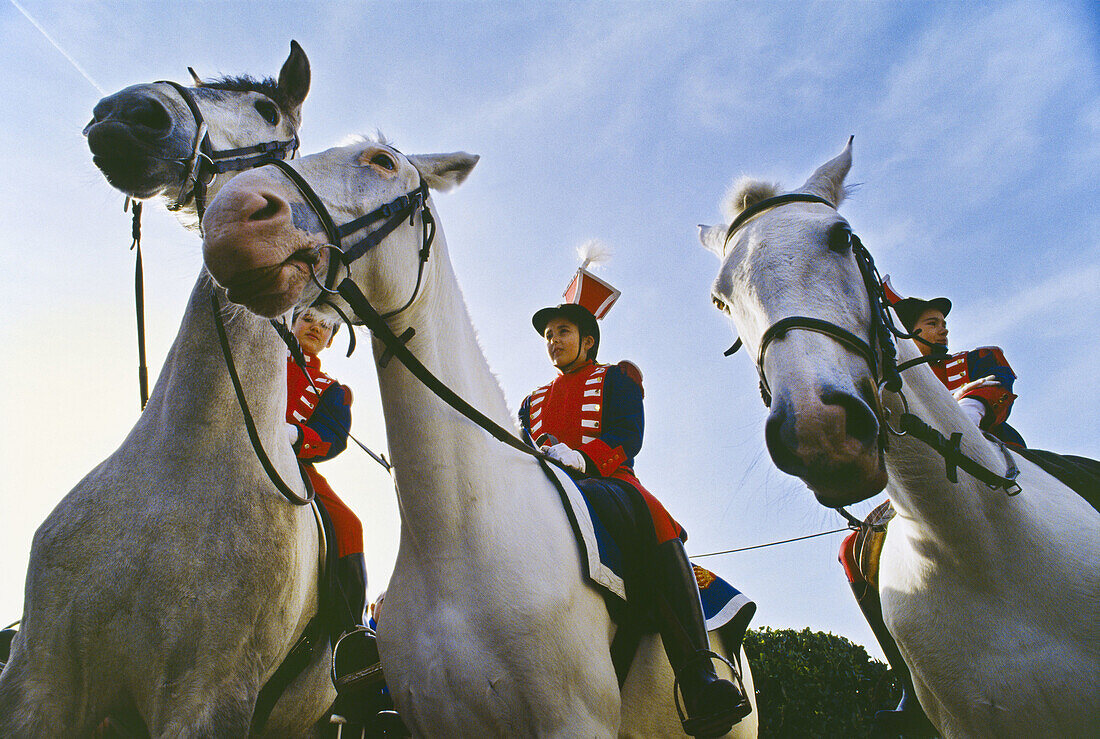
left=873, top=1, right=1094, bottom=202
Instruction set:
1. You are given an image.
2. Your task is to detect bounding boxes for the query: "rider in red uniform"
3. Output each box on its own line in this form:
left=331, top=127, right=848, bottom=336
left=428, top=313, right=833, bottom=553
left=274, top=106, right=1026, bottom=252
left=885, top=278, right=1025, bottom=447
left=519, top=265, right=750, bottom=738
left=287, top=308, right=390, bottom=724
left=287, top=308, right=364, bottom=615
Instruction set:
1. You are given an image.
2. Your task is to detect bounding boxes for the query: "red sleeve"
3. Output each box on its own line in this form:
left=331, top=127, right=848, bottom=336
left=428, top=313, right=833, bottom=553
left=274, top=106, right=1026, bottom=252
left=295, top=424, right=332, bottom=460
left=956, top=347, right=1017, bottom=427
left=578, top=438, right=629, bottom=477
left=963, top=386, right=1017, bottom=428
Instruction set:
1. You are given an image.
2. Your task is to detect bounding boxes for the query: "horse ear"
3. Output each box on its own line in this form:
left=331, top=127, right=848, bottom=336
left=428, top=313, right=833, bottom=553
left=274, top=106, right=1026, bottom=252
left=699, top=224, right=728, bottom=257
left=407, top=152, right=480, bottom=191
left=798, top=136, right=853, bottom=206
left=278, top=40, right=311, bottom=114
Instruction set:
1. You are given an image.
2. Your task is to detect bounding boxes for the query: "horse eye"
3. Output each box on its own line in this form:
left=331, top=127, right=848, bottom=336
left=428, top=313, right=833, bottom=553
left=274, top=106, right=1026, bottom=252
left=370, top=153, right=396, bottom=171
left=254, top=100, right=280, bottom=126
left=712, top=296, right=730, bottom=314
left=827, top=223, right=851, bottom=253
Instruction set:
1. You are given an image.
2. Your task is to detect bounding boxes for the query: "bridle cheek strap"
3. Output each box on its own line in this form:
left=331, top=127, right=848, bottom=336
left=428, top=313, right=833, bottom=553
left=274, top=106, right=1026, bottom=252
left=157, top=79, right=299, bottom=220
left=266, top=158, right=434, bottom=319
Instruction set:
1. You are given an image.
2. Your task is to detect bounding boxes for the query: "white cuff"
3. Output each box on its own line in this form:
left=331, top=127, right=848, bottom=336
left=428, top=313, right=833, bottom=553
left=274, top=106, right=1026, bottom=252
left=958, top=397, right=986, bottom=427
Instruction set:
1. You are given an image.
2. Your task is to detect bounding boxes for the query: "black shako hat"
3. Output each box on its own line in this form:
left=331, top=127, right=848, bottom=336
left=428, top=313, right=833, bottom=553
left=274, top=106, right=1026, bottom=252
left=881, top=275, right=951, bottom=331
left=532, top=256, right=621, bottom=361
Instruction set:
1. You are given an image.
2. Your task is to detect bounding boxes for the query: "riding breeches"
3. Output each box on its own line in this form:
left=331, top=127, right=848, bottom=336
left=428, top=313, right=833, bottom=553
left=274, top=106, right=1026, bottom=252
left=574, top=475, right=685, bottom=563
left=304, top=464, right=363, bottom=558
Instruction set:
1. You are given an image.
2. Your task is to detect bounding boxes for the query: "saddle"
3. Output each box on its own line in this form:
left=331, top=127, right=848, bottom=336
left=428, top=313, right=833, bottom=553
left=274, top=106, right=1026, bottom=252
left=839, top=500, right=895, bottom=594
left=541, top=463, right=755, bottom=687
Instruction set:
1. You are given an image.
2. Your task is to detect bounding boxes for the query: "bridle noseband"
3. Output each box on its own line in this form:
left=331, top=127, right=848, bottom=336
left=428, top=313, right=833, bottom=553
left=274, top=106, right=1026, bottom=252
left=158, top=79, right=300, bottom=221
left=721, top=193, right=904, bottom=407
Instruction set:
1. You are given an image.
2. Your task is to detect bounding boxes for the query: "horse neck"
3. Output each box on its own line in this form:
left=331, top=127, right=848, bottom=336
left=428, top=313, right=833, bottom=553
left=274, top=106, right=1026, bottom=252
left=372, top=235, right=550, bottom=555
left=129, top=270, right=290, bottom=467
left=882, top=338, right=1011, bottom=542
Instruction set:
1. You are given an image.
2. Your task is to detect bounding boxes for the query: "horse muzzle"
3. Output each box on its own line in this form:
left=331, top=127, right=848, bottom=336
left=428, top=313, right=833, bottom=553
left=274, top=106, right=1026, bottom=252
left=86, top=85, right=193, bottom=197
left=202, top=168, right=325, bottom=316
left=765, top=384, right=887, bottom=504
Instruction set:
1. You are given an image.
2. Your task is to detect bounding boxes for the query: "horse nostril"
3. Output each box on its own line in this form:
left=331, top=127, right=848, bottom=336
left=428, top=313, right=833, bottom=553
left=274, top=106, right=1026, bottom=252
left=821, top=391, right=879, bottom=447
left=248, top=193, right=284, bottom=222
left=126, top=96, right=172, bottom=132
left=765, top=402, right=808, bottom=477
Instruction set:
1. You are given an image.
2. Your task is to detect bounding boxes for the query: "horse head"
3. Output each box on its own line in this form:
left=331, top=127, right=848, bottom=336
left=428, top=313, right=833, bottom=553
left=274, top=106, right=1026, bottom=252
left=700, top=138, right=888, bottom=506
left=200, top=137, right=478, bottom=318
left=84, top=41, right=309, bottom=216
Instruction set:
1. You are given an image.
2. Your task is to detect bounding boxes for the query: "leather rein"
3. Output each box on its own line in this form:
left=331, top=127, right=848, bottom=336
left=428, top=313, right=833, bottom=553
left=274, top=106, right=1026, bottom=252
left=261, top=157, right=572, bottom=473
left=721, top=193, right=1022, bottom=495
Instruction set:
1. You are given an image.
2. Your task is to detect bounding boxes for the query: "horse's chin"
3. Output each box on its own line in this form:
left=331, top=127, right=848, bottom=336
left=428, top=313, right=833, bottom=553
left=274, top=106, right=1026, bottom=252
left=93, top=161, right=170, bottom=200
left=222, top=259, right=314, bottom=318
left=804, top=457, right=888, bottom=506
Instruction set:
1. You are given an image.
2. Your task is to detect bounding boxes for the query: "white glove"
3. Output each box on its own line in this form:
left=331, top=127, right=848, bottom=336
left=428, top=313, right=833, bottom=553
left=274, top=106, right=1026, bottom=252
left=541, top=442, right=587, bottom=473
left=958, top=397, right=986, bottom=427
left=952, top=375, right=997, bottom=401
left=286, top=422, right=301, bottom=446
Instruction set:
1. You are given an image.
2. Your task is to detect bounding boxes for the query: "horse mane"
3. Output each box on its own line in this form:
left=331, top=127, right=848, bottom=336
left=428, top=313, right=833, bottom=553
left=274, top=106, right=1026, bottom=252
left=199, top=75, right=293, bottom=115
left=337, top=131, right=393, bottom=147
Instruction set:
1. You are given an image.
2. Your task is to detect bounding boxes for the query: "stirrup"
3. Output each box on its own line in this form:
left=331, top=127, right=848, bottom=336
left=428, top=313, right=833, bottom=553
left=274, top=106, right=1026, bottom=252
left=673, top=649, right=752, bottom=738
left=331, top=625, right=385, bottom=693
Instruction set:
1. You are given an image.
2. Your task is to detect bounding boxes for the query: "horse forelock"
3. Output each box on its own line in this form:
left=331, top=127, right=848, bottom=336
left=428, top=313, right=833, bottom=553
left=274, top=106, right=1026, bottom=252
left=199, top=75, right=294, bottom=115
left=722, top=177, right=780, bottom=224
left=337, top=131, right=393, bottom=148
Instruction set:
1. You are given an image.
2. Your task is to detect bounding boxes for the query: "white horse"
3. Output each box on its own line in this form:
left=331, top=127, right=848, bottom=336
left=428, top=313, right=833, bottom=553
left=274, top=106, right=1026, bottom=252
left=199, top=139, right=757, bottom=737
left=700, top=139, right=1100, bottom=737
left=0, top=45, right=337, bottom=736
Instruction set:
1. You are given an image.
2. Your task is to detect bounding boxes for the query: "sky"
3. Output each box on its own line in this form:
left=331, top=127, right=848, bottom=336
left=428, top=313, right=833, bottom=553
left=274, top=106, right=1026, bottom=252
left=1, top=1, right=1098, bottom=662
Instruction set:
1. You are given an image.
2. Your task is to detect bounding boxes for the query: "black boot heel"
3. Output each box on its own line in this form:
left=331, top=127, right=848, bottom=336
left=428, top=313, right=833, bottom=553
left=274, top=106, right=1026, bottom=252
left=674, top=649, right=752, bottom=737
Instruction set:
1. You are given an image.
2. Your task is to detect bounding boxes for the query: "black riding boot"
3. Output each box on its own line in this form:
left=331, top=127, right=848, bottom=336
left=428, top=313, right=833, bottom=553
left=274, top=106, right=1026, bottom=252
left=331, top=554, right=397, bottom=728
left=848, top=580, right=937, bottom=738
left=652, top=539, right=752, bottom=738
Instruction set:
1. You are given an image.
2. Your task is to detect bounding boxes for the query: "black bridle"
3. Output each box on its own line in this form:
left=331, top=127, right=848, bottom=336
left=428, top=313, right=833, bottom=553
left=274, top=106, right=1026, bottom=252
left=157, top=79, right=299, bottom=222
left=721, top=193, right=906, bottom=408
left=257, top=155, right=576, bottom=474
left=720, top=193, right=1022, bottom=495
left=266, top=157, right=435, bottom=318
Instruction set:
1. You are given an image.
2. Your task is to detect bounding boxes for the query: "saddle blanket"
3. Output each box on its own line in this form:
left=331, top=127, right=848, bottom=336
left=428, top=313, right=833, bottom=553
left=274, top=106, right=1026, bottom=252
left=544, top=463, right=754, bottom=632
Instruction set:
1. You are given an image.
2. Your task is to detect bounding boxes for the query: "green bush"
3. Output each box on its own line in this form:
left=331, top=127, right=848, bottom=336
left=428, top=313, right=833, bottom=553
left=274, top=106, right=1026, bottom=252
left=743, top=627, right=901, bottom=738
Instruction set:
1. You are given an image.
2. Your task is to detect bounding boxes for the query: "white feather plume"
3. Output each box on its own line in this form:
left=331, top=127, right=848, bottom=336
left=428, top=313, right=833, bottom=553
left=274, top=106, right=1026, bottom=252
left=576, top=239, right=612, bottom=271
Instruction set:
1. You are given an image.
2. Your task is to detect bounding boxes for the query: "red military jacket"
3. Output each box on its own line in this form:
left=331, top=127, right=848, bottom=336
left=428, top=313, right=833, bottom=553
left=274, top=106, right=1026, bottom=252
left=286, top=353, right=352, bottom=462
left=520, top=359, right=686, bottom=544
left=931, top=346, right=1017, bottom=428
left=519, top=360, right=643, bottom=481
